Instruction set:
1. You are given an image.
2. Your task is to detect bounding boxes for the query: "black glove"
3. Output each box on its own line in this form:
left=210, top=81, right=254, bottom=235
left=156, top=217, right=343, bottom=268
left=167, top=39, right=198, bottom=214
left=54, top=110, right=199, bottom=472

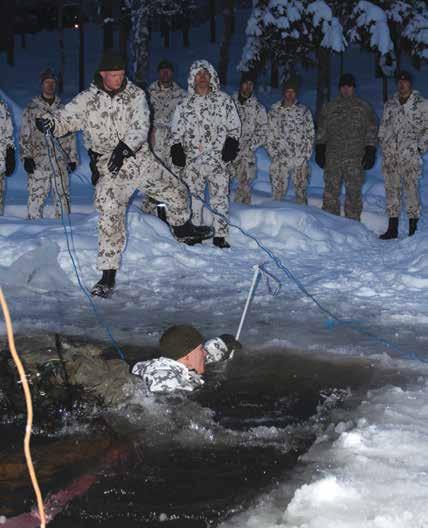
left=170, top=143, right=186, bottom=168
left=5, top=146, right=15, bottom=176
left=68, top=162, right=77, bottom=173
left=219, top=334, right=242, bottom=354
left=24, top=157, right=36, bottom=174
left=362, top=145, right=376, bottom=170
left=315, top=144, right=326, bottom=169
left=107, top=141, right=134, bottom=175
left=88, top=149, right=101, bottom=186
left=35, top=117, right=55, bottom=134
left=221, top=136, right=239, bottom=163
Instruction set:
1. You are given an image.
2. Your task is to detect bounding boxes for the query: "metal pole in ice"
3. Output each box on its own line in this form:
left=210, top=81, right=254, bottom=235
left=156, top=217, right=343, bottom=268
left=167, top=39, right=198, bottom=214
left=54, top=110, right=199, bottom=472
left=235, top=265, right=260, bottom=342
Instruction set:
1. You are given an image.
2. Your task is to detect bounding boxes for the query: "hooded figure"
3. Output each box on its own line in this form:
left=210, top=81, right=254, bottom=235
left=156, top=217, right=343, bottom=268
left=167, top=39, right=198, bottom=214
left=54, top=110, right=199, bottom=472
left=0, top=96, right=15, bottom=216
left=231, top=73, right=268, bottom=204
left=170, top=60, right=241, bottom=248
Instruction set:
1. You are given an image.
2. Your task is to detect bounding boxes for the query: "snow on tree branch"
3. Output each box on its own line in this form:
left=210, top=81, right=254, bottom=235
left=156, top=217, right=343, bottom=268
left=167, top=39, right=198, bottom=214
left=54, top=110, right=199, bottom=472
left=348, top=1, right=393, bottom=55
left=306, top=1, right=346, bottom=52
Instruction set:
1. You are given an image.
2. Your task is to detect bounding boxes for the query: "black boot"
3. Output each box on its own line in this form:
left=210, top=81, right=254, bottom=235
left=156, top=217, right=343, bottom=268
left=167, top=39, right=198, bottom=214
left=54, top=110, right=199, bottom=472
left=379, top=217, right=398, bottom=240
left=156, top=203, right=168, bottom=224
left=213, top=236, right=231, bottom=249
left=171, top=220, right=213, bottom=245
left=409, top=218, right=418, bottom=237
left=91, top=269, right=116, bottom=298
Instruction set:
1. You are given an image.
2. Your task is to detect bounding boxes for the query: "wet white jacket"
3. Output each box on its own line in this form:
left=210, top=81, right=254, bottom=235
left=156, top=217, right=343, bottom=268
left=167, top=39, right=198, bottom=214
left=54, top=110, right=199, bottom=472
left=0, top=98, right=14, bottom=173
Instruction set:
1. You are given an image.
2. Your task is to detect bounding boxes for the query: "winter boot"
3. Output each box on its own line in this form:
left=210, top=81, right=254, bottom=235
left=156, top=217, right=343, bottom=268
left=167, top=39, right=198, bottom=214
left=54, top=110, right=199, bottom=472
left=171, top=220, right=213, bottom=245
left=379, top=217, right=398, bottom=240
left=409, top=218, right=418, bottom=237
left=91, top=269, right=116, bottom=298
left=156, top=203, right=168, bottom=224
left=213, top=237, right=231, bottom=249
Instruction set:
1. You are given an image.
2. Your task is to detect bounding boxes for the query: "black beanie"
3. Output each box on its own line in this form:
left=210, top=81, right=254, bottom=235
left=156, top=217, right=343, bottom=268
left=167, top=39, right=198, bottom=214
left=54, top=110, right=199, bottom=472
left=159, top=325, right=204, bottom=361
left=158, top=59, right=174, bottom=71
left=396, top=70, right=413, bottom=84
left=339, top=73, right=356, bottom=88
left=283, top=75, right=301, bottom=93
left=240, top=70, right=257, bottom=85
left=98, top=50, right=126, bottom=72
left=40, top=68, right=57, bottom=83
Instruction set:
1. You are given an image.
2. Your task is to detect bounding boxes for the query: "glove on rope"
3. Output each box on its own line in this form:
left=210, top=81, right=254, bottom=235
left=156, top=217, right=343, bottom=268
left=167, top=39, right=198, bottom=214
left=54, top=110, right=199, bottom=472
left=88, top=149, right=101, bottom=186
left=362, top=145, right=376, bottom=170
left=315, top=144, right=326, bottom=169
left=171, top=143, right=186, bottom=168
left=35, top=117, right=55, bottom=134
left=5, top=146, right=15, bottom=176
left=222, top=136, right=239, bottom=163
left=108, top=141, right=134, bottom=175
left=24, top=157, right=36, bottom=174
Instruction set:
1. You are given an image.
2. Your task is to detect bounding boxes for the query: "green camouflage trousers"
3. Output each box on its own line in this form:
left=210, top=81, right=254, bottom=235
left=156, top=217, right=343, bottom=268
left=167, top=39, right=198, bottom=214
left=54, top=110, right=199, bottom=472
left=382, top=152, right=421, bottom=219
left=0, top=173, right=5, bottom=215
left=322, top=160, right=364, bottom=221
left=231, top=153, right=256, bottom=205
left=184, top=157, right=230, bottom=238
left=95, top=147, right=190, bottom=270
left=270, top=160, right=309, bottom=205
left=27, top=166, right=70, bottom=219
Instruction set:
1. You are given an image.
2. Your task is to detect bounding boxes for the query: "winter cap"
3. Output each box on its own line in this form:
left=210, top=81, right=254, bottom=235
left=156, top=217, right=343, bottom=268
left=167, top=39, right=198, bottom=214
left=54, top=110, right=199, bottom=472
left=98, top=49, right=126, bottom=72
left=159, top=325, right=204, bottom=361
left=158, top=59, right=174, bottom=71
left=40, top=68, right=57, bottom=83
left=338, top=73, right=356, bottom=88
left=240, top=70, right=257, bottom=85
left=282, top=75, right=301, bottom=93
left=396, top=70, right=413, bottom=84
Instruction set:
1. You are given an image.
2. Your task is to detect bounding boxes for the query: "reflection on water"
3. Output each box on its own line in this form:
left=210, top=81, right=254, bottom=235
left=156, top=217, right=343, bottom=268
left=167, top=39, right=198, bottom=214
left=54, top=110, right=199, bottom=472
left=0, top=347, right=416, bottom=527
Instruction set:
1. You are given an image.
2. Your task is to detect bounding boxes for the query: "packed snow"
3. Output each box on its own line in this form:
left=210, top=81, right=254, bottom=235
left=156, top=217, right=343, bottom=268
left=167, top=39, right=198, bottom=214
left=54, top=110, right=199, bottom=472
left=1, top=9, right=428, bottom=527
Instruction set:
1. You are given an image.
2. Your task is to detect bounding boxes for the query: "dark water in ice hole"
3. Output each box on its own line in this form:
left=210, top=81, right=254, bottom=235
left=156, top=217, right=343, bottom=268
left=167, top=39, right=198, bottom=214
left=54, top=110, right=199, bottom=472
left=0, top=346, right=416, bottom=527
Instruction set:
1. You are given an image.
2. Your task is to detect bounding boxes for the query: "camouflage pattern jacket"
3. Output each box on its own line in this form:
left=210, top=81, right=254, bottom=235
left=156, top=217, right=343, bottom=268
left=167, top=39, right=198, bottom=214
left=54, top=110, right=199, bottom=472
left=378, top=90, right=428, bottom=162
left=233, top=93, right=267, bottom=159
left=47, top=77, right=150, bottom=167
left=0, top=98, right=14, bottom=173
left=20, top=95, right=78, bottom=168
left=148, top=80, right=186, bottom=130
left=171, top=60, right=241, bottom=164
left=267, top=101, right=314, bottom=166
left=131, top=357, right=204, bottom=394
left=316, top=95, right=377, bottom=164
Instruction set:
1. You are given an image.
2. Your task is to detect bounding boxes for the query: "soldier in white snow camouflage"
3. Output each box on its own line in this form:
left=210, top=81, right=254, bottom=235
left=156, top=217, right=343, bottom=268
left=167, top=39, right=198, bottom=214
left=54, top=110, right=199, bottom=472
left=170, top=59, right=241, bottom=248
left=378, top=71, right=428, bottom=239
left=36, top=51, right=212, bottom=297
left=267, top=77, right=314, bottom=205
left=132, top=325, right=239, bottom=394
left=231, top=72, right=267, bottom=204
left=0, top=96, right=16, bottom=215
left=142, top=59, right=186, bottom=217
left=20, top=69, right=79, bottom=219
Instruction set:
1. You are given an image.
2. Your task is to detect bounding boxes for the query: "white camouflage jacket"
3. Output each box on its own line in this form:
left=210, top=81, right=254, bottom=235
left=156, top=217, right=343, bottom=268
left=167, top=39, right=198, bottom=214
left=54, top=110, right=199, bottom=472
left=232, top=92, right=268, bottom=159
left=148, top=80, right=186, bottom=130
left=0, top=98, right=14, bottom=174
left=170, top=60, right=241, bottom=164
left=379, top=90, right=428, bottom=161
left=47, top=77, right=151, bottom=165
left=20, top=95, right=78, bottom=168
left=267, top=101, right=314, bottom=166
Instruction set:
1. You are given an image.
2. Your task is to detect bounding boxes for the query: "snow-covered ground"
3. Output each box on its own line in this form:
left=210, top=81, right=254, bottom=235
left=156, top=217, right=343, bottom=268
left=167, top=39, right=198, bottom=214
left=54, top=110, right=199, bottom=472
left=1, top=12, right=428, bottom=528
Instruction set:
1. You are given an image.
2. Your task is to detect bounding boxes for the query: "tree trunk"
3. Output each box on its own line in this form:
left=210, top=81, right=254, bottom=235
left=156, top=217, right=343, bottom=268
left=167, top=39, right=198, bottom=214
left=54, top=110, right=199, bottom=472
left=1, top=0, right=16, bottom=66
left=21, top=33, right=26, bottom=49
left=58, top=0, right=65, bottom=94
left=382, top=75, right=388, bottom=103
left=102, top=0, right=114, bottom=50
left=316, top=47, right=330, bottom=123
left=128, top=0, right=150, bottom=87
left=209, top=0, right=216, bottom=43
left=218, top=0, right=234, bottom=85
left=161, top=16, right=170, bottom=48
left=270, top=60, right=279, bottom=89
left=79, top=0, right=85, bottom=91
left=182, top=18, right=190, bottom=48
left=119, top=3, right=130, bottom=62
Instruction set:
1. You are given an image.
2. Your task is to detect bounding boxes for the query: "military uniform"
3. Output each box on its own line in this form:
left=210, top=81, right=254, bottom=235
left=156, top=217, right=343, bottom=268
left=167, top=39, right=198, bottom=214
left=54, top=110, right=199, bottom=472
left=231, top=92, right=267, bottom=204
left=267, top=101, right=314, bottom=204
left=317, top=95, right=377, bottom=220
left=47, top=76, right=191, bottom=271
left=171, top=60, right=241, bottom=239
left=378, top=90, right=428, bottom=219
left=20, top=96, right=78, bottom=219
left=142, top=80, right=186, bottom=215
left=0, top=98, right=14, bottom=216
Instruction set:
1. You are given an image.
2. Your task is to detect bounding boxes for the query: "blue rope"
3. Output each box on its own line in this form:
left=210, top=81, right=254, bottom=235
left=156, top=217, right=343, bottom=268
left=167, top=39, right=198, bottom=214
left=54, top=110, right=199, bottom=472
left=44, top=133, right=126, bottom=361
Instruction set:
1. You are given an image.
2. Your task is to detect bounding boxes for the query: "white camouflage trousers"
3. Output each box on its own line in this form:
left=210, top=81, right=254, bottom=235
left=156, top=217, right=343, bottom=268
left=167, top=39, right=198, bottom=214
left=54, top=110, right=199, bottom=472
left=270, top=159, right=309, bottom=205
left=231, top=153, right=256, bottom=205
left=0, top=173, right=5, bottom=215
left=184, top=156, right=230, bottom=238
left=382, top=152, right=422, bottom=219
left=95, top=147, right=190, bottom=270
left=27, top=166, right=70, bottom=219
